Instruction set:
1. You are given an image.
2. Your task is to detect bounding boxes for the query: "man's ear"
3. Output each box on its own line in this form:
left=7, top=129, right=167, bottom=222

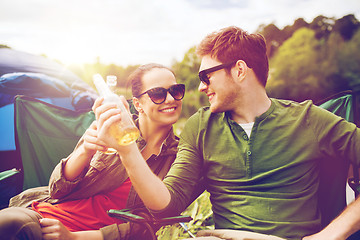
left=132, top=97, right=143, bottom=113
left=235, top=60, right=248, bottom=80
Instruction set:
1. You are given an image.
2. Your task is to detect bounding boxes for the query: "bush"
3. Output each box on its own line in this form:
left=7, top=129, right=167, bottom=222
left=156, top=191, right=214, bottom=239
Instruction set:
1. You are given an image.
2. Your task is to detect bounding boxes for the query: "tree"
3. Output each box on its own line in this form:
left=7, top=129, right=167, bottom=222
left=267, top=28, right=323, bottom=102
left=258, top=18, right=309, bottom=58
left=338, top=29, right=360, bottom=89
left=309, top=15, right=336, bottom=39
left=171, top=46, right=208, bottom=118
left=318, top=31, right=349, bottom=96
left=172, top=46, right=201, bottom=91
left=333, top=14, right=360, bottom=41
left=0, top=44, right=11, bottom=49
left=257, top=23, right=282, bottom=57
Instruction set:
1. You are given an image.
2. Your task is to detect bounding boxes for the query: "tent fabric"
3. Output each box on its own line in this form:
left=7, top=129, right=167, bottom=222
left=0, top=103, right=16, bottom=151
left=14, top=96, right=95, bottom=190
left=0, top=72, right=74, bottom=107
left=0, top=72, right=97, bottom=110
left=0, top=72, right=97, bottom=152
left=0, top=48, right=86, bottom=89
left=0, top=48, right=98, bottom=208
left=0, top=48, right=98, bottom=110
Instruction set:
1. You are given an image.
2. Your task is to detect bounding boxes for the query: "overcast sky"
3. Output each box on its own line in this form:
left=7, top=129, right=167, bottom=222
left=1, top=0, right=359, bottom=67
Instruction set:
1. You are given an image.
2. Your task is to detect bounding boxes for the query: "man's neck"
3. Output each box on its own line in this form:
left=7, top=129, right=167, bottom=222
left=230, top=91, right=271, bottom=124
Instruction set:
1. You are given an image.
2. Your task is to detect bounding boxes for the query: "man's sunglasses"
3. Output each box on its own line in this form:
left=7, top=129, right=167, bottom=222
left=198, top=60, right=238, bottom=85
left=136, top=84, right=185, bottom=104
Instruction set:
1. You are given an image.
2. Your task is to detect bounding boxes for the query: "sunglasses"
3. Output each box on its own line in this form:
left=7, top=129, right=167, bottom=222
left=136, top=84, right=185, bottom=104
left=198, top=60, right=238, bottom=85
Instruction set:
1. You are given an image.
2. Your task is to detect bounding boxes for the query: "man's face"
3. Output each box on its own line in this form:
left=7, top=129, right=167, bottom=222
left=198, top=56, right=238, bottom=113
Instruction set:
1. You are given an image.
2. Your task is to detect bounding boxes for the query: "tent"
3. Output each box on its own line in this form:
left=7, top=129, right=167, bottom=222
left=0, top=48, right=88, bottom=88
left=0, top=48, right=98, bottom=207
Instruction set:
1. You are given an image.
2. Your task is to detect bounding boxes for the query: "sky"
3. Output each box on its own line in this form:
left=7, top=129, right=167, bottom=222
left=1, top=0, right=359, bottom=67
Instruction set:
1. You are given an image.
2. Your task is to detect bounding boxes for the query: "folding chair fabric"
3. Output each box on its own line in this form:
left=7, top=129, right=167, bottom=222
left=14, top=95, right=94, bottom=190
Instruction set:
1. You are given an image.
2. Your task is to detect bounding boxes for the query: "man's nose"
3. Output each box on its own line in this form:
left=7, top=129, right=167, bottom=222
left=198, top=81, right=208, bottom=92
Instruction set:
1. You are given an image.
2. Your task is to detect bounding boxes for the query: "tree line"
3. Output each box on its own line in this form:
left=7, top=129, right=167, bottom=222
left=2, top=14, right=359, bottom=119
left=68, top=14, right=360, bottom=118
left=260, top=14, right=360, bottom=102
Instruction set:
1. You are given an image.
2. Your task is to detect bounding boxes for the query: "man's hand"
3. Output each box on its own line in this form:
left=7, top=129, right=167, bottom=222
left=182, top=229, right=286, bottom=240
left=92, top=97, right=122, bottom=150
left=92, top=96, right=136, bottom=156
left=40, top=218, right=74, bottom=240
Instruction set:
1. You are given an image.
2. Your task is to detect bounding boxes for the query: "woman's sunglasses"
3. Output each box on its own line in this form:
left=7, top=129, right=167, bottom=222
left=136, top=84, right=185, bottom=104
left=198, top=60, right=238, bottom=85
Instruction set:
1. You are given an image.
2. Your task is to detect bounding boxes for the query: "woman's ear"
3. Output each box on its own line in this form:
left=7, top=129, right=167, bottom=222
left=132, top=97, right=143, bottom=113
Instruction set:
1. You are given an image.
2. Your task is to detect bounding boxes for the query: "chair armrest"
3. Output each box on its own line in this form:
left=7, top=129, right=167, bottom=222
left=108, top=209, right=192, bottom=225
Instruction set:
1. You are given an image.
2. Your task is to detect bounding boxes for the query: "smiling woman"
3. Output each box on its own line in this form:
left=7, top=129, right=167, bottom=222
left=129, top=63, right=184, bottom=130
left=0, top=63, right=184, bottom=240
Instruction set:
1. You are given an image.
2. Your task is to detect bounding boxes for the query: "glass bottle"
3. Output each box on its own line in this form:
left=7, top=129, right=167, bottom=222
left=93, top=74, right=139, bottom=149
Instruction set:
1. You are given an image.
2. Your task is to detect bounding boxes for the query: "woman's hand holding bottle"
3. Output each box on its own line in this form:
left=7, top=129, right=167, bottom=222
left=82, top=120, right=108, bottom=157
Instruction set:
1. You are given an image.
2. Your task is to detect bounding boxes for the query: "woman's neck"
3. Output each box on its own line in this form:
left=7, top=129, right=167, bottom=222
left=138, top=116, right=172, bottom=155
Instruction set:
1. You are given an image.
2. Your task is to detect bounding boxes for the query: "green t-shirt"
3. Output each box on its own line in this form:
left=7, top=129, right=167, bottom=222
left=161, top=98, right=360, bottom=239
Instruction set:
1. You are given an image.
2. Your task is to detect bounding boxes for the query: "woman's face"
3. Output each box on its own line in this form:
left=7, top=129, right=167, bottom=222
left=135, top=68, right=183, bottom=127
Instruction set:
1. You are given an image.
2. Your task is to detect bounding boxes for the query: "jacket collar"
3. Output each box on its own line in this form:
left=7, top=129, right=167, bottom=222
left=133, top=115, right=179, bottom=158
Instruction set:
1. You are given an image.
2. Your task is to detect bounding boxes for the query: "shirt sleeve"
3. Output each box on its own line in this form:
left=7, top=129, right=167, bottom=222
left=155, top=111, right=206, bottom=217
left=48, top=137, right=88, bottom=199
left=310, top=104, right=360, bottom=165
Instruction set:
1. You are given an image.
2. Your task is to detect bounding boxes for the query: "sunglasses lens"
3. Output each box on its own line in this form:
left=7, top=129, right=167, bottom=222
left=170, top=84, right=185, bottom=100
left=199, top=71, right=209, bottom=85
left=147, top=88, right=167, bottom=104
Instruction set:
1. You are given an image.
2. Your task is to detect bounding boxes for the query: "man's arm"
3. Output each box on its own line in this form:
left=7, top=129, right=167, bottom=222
left=94, top=97, right=171, bottom=211
left=303, top=196, right=360, bottom=239
left=116, top=143, right=171, bottom=210
left=306, top=106, right=360, bottom=239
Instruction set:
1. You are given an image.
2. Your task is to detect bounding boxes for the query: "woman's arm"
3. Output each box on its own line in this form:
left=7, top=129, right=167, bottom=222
left=63, top=121, right=107, bottom=181
left=48, top=121, right=108, bottom=198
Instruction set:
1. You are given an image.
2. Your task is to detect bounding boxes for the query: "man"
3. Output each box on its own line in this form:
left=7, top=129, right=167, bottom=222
left=95, top=26, right=360, bottom=240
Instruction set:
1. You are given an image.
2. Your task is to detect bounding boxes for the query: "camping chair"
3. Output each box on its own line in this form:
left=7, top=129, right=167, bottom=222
left=12, top=95, right=192, bottom=238
left=0, top=168, right=21, bottom=209
left=0, top=95, right=95, bottom=208
left=108, top=207, right=192, bottom=240
left=0, top=72, right=96, bottom=208
left=316, top=90, right=360, bottom=239
left=14, top=95, right=95, bottom=190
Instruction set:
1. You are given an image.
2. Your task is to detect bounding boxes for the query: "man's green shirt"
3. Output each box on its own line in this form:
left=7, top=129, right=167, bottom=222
left=162, top=98, right=360, bottom=239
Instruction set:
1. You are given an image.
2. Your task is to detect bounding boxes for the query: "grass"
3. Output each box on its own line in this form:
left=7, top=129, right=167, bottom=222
left=156, top=191, right=214, bottom=239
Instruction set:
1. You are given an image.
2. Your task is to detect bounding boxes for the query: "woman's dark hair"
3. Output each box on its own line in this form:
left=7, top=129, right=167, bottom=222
left=127, top=63, right=174, bottom=97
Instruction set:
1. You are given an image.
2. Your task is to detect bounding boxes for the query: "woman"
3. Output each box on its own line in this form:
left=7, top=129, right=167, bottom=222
left=0, top=63, right=185, bottom=240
